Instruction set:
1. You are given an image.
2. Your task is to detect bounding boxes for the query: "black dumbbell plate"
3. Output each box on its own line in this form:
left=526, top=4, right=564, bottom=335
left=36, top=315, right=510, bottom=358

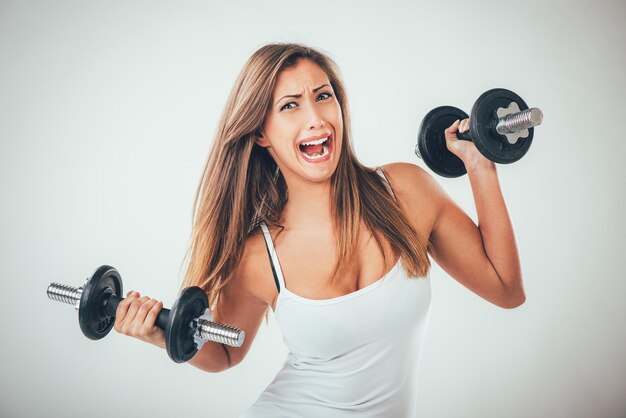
left=165, top=286, right=209, bottom=363
left=79, top=265, right=123, bottom=340
left=470, top=88, right=534, bottom=164
left=417, top=106, right=469, bottom=178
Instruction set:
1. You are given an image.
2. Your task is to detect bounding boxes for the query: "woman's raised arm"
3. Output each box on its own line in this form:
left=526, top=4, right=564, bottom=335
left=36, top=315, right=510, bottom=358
left=383, top=153, right=525, bottom=309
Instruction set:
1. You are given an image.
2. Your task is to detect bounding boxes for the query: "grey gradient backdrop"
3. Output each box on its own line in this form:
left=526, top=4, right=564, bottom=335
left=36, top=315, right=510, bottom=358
left=1, top=0, right=625, bottom=417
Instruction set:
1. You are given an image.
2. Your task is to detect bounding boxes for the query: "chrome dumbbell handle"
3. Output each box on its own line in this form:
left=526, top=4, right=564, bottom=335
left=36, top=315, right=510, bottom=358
left=496, top=107, right=543, bottom=135
left=193, top=313, right=245, bottom=349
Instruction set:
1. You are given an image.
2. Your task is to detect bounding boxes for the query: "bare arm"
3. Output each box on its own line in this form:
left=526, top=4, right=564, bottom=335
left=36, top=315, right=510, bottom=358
left=189, top=234, right=272, bottom=372
left=429, top=162, right=525, bottom=308
left=384, top=158, right=525, bottom=309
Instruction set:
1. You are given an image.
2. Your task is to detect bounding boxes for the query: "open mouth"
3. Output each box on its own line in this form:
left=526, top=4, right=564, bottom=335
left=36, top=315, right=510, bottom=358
left=297, top=135, right=332, bottom=162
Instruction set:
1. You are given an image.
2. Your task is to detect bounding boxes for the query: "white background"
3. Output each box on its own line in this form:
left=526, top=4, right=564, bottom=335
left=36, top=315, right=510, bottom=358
left=1, top=0, right=625, bottom=417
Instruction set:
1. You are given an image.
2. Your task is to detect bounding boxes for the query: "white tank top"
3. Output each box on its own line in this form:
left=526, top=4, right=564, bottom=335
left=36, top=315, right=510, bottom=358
left=240, top=168, right=432, bottom=418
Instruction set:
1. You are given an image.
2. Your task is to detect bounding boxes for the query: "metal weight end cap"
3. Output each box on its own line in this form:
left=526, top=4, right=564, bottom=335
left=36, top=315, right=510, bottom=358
left=235, top=330, right=246, bottom=348
left=529, top=107, right=543, bottom=126
left=414, top=143, right=422, bottom=159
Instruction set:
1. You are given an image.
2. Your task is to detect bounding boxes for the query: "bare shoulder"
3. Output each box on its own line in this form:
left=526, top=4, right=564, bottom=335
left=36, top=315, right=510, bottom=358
left=378, top=162, right=446, bottom=237
left=379, top=162, right=438, bottom=193
left=229, top=228, right=277, bottom=308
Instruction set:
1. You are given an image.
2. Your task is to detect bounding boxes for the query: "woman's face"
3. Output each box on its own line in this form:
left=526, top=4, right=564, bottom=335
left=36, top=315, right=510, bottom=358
left=257, top=59, right=343, bottom=185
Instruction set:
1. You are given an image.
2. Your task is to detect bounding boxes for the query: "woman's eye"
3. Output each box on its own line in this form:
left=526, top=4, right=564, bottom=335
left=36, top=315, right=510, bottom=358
left=280, top=92, right=333, bottom=111
left=281, top=102, right=296, bottom=111
left=317, top=92, right=332, bottom=101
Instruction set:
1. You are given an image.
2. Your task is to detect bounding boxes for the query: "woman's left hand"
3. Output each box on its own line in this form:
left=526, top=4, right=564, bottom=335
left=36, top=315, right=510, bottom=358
left=444, top=119, right=495, bottom=171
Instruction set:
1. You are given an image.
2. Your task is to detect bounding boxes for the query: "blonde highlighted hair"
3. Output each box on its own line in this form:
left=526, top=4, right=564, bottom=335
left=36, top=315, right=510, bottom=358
left=180, top=43, right=430, bottom=317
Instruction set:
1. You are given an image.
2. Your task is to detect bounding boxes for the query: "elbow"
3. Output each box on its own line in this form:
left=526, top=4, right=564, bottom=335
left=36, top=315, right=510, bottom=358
left=502, top=294, right=526, bottom=309
left=206, top=365, right=232, bottom=374
left=189, top=343, right=234, bottom=373
left=499, top=290, right=526, bottom=309
left=192, top=359, right=232, bottom=374
left=201, top=361, right=233, bottom=374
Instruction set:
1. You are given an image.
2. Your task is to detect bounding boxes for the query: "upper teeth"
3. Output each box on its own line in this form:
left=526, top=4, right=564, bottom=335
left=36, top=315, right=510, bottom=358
left=301, top=136, right=329, bottom=146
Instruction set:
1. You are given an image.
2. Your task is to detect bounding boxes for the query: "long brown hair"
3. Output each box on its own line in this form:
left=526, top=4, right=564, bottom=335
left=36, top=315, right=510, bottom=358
left=180, top=43, right=431, bottom=317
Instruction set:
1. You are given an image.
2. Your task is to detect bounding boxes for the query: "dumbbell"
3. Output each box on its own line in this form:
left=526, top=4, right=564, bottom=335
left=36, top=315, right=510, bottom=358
left=47, top=265, right=245, bottom=363
left=415, top=88, right=544, bottom=177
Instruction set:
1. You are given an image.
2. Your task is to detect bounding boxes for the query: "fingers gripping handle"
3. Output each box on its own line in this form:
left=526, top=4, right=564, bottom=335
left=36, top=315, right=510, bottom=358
left=103, top=294, right=171, bottom=330
left=456, top=130, right=472, bottom=141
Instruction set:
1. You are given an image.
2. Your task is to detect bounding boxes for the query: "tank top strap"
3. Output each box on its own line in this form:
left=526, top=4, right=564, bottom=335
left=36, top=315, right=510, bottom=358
left=259, top=222, right=286, bottom=293
left=375, top=166, right=397, bottom=202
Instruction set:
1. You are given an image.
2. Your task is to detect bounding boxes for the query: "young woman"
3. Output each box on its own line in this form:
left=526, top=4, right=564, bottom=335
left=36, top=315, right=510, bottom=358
left=113, top=43, right=525, bottom=416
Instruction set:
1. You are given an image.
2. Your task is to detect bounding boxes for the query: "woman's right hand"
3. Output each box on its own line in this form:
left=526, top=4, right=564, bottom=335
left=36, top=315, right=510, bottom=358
left=114, top=290, right=165, bottom=349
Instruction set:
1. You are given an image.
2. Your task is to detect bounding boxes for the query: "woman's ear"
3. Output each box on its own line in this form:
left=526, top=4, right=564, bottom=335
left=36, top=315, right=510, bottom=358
left=254, top=131, right=271, bottom=148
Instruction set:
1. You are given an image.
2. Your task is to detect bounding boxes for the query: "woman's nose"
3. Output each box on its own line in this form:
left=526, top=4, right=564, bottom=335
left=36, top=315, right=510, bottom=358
left=305, top=103, right=326, bottom=130
left=308, top=118, right=326, bottom=130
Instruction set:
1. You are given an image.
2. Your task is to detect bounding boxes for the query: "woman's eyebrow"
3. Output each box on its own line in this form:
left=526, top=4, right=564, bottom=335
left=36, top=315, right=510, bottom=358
left=274, top=84, right=330, bottom=105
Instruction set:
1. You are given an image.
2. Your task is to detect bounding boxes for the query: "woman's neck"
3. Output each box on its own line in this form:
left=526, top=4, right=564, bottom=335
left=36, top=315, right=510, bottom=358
left=280, top=180, right=334, bottom=231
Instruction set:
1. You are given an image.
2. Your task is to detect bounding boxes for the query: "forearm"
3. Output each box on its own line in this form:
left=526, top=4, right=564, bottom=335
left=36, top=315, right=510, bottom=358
left=466, top=161, right=524, bottom=300
left=146, top=327, right=231, bottom=372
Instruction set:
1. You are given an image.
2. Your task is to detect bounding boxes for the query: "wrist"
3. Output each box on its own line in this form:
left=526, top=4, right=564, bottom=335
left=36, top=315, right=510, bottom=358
left=465, top=158, right=496, bottom=174
left=147, top=330, right=166, bottom=349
